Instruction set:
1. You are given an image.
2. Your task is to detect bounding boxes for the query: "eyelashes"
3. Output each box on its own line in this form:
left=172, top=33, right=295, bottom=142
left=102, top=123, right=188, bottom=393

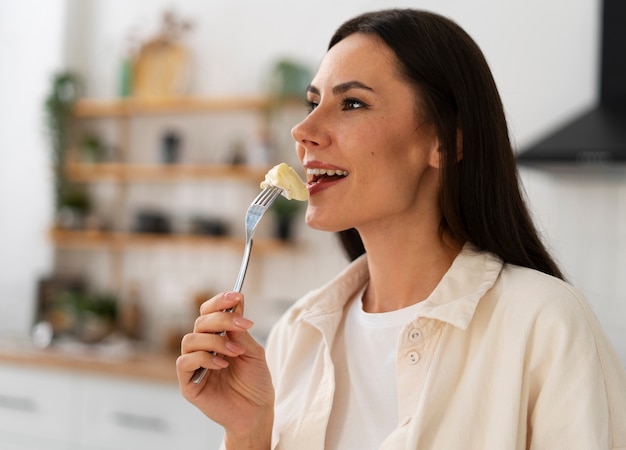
left=342, top=98, right=367, bottom=110
left=305, top=100, right=318, bottom=114
left=305, top=97, right=369, bottom=114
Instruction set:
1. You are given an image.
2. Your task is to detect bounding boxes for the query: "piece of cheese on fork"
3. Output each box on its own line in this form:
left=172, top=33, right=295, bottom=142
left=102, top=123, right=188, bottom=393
left=260, top=163, right=309, bottom=201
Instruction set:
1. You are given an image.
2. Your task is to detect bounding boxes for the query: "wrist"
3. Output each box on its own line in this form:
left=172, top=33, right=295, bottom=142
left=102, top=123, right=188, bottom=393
left=224, top=410, right=273, bottom=450
left=224, top=435, right=271, bottom=450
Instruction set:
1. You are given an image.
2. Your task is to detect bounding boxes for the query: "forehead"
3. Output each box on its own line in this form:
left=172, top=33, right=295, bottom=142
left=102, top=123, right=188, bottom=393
left=312, top=33, right=403, bottom=88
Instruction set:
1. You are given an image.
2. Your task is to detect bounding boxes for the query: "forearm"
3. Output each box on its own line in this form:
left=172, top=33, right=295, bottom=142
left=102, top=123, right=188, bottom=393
left=223, top=409, right=274, bottom=450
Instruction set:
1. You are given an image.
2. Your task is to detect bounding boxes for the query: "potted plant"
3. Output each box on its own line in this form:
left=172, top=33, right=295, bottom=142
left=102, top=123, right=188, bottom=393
left=44, top=71, right=89, bottom=226
left=270, top=195, right=304, bottom=241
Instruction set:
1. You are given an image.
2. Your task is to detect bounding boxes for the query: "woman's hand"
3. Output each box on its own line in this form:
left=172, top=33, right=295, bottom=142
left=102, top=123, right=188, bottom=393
left=176, top=292, right=274, bottom=449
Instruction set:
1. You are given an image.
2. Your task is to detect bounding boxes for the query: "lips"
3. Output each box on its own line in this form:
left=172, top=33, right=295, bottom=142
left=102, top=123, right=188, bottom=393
left=304, top=163, right=349, bottom=195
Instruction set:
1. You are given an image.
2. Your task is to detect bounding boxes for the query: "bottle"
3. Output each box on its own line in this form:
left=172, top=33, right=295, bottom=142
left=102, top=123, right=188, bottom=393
left=119, top=282, right=144, bottom=341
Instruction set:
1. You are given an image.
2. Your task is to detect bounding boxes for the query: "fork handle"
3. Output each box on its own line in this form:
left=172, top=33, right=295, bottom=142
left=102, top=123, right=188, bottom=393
left=190, top=239, right=254, bottom=384
left=233, top=238, right=253, bottom=293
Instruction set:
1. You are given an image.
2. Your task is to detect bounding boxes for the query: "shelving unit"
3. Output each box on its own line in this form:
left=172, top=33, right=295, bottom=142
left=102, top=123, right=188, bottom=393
left=55, top=95, right=287, bottom=247
left=47, top=95, right=301, bottom=348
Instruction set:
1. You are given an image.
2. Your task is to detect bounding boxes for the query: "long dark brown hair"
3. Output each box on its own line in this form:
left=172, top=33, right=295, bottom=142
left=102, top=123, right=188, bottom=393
left=330, top=9, right=563, bottom=279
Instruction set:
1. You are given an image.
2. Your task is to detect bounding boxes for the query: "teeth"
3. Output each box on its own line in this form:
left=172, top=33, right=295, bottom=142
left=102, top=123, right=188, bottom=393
left=306, top=168, right=348, bottom=177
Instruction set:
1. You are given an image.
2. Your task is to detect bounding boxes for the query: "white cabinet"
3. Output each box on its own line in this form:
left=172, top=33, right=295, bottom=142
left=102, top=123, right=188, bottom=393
left=0, top=364, right=223, bottom=450
left=75, top=376, right=223, bottom=449
left=0, top=365, right=76, bottom=449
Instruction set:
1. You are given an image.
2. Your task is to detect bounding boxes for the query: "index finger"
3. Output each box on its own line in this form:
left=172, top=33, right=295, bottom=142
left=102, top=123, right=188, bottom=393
left=199, top=291, right=243, bottom=315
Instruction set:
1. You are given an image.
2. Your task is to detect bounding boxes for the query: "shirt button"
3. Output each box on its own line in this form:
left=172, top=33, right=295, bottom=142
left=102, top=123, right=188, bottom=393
left=407, top=351, right=420, bottom=365
left=409, top=329, right=421, bottom=341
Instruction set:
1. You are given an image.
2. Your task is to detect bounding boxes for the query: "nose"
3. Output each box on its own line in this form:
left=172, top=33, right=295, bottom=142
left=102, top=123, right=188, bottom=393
left=291, top=110, right=331, bottom=152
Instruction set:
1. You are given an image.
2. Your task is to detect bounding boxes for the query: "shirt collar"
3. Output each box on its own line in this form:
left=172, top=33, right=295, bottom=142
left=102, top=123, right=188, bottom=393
left=417, top=243, right=503, bottom=329
left=289, top=243, right=503, bottom=331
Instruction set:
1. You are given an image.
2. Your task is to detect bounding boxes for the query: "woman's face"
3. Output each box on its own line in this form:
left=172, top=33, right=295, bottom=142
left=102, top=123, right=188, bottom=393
left=292, top=32, right=441, bottom=234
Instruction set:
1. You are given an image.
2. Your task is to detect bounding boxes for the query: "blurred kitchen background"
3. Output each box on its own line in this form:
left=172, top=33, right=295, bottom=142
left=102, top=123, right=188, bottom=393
left=0, top=0, right=624, bottom=448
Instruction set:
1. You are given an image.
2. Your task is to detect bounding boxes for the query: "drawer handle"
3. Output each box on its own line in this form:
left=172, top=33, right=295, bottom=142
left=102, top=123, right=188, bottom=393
left=0, top=394, right=37, bottom=413
left=112, top=411, right=168, bottom=432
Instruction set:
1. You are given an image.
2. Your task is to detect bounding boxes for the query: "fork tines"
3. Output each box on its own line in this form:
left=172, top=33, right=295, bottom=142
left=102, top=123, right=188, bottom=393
left=255, top=186, right=284, bottom=205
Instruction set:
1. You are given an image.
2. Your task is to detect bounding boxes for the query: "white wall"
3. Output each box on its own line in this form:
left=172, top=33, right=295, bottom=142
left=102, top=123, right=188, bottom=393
left=0, top=0, right=67, bottom=334
left=3, top=0, right=624, bottom=364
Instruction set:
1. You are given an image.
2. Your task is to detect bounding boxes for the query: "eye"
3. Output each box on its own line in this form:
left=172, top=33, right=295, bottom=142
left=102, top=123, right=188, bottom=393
left=305, top=99, right=319, bottom=114
left=341, top=97, right=368, bottom=111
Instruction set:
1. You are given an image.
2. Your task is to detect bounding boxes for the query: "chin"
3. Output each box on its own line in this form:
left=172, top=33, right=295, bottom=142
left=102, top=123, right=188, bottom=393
left=304, top=212, right=346, bottom=233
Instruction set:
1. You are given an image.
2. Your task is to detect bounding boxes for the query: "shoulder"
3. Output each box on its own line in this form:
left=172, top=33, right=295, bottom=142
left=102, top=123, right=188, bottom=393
left=486, top=264, right=617, bottom=368
left=477, top=263, right=605, bottom=357
left=477, top=263, right=620, bottom=390
left=496, top=264, right=590, bottom=320
left=500, top=263, right=578, bottom=299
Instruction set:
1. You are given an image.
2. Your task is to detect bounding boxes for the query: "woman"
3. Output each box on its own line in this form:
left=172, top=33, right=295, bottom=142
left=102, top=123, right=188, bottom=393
left=177, top=9, right=626, bottom=449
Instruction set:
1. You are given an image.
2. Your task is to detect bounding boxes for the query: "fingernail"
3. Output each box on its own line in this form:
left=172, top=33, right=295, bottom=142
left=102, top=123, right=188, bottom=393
left=233, top=316, right=254, bottom=329
left=224, top=292, right=241, bottom=302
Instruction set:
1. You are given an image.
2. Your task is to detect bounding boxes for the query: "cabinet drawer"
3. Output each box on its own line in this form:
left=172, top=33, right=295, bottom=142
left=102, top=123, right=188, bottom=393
left=76, top=376, right=223, bottom=449
left=0, top=364, right=76, bottom=443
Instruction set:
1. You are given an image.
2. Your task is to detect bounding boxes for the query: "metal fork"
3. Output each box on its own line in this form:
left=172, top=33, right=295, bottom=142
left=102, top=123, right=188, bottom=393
left=191, top=185, right=284, bottom=384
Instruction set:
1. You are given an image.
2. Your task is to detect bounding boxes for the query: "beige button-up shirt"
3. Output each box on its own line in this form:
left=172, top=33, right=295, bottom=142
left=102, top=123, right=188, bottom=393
left=266, top=245, right=626, bottom=449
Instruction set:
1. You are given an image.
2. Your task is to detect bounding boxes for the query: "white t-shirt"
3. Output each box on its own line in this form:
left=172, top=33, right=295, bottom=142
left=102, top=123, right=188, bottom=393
left=325, top=288, right=426, bottom=449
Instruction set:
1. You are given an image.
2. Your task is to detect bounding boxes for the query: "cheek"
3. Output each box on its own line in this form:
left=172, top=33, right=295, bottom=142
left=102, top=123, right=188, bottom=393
left=365, top=139, right=432, bottom=199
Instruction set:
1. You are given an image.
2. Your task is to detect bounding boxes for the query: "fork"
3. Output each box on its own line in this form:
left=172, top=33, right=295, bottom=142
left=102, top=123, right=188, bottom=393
left=190, top=185, right=284, bottom=384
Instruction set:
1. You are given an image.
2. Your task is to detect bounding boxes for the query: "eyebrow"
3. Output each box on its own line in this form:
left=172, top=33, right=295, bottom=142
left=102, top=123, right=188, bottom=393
left=306, top=80, right=375, bottom=96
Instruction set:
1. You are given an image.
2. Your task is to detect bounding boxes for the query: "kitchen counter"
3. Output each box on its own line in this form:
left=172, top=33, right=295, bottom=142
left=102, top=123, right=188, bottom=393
left=0, top=341, right=179, bottom=383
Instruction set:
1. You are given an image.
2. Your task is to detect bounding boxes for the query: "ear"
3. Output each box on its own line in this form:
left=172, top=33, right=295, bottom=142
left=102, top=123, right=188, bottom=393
left=427, top=136, right=443, bottom=168
left=427, top=128, right=463, bottom=168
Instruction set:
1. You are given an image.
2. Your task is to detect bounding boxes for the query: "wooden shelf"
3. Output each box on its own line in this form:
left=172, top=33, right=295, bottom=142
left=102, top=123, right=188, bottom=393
left=65, top=162, right=271, bottom=182
left=49, top=228, right=289, bottom=252
left=72, top=96, right=270, bottom=118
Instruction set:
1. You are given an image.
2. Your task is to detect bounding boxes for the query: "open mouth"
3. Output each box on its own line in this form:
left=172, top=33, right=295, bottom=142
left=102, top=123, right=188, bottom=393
left=306, top=168, right=349, bottom=184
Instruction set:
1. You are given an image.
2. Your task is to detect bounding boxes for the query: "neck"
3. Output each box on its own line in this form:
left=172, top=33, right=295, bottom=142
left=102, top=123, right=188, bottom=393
left=360, top=228, right=462, bottom=313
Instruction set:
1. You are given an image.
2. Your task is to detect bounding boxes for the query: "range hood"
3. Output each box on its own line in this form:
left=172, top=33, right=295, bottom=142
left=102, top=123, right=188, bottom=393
left=517, top=0, right=626, bottom=166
